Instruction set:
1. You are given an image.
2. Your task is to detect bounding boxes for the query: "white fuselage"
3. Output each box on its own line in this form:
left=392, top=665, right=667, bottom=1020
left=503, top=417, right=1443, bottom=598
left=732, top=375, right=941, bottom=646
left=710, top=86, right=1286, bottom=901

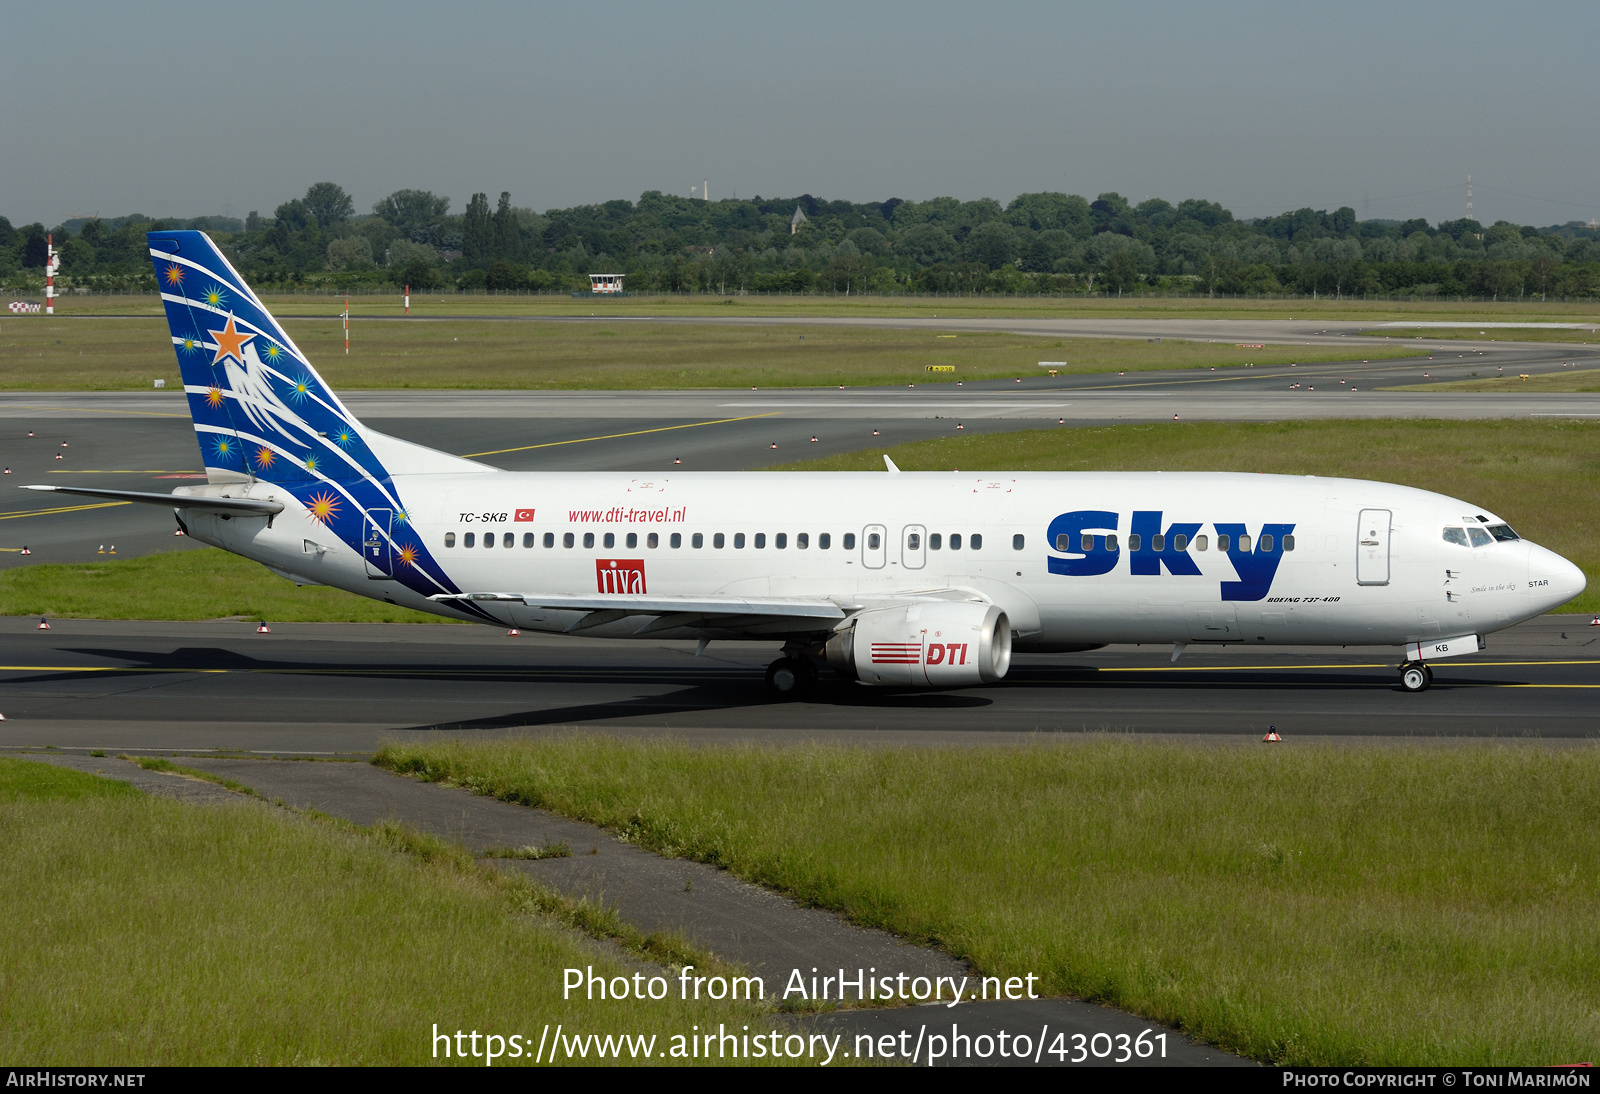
left=182, top=470, right=1584, bottom=651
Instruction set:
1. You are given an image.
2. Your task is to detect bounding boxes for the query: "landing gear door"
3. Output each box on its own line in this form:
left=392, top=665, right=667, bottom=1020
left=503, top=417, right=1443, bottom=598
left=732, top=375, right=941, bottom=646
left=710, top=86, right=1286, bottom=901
left=364, top=508, right=393, bottom=578
left=902, top=524, right=926, bottom=570
left=1357, top=508, right=1391, bottom=586
left=862, top=524, right=887, bottom=570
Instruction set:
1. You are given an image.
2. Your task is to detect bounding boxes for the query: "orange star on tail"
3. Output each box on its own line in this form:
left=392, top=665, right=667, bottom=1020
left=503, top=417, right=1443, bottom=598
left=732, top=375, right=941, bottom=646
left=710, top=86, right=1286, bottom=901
left=208, top=315, right=254, bottom=365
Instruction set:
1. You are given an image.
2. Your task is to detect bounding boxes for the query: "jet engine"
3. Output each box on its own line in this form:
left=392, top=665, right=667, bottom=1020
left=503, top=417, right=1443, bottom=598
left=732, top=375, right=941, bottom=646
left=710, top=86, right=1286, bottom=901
left=826, top=601, right=1011, bottom=687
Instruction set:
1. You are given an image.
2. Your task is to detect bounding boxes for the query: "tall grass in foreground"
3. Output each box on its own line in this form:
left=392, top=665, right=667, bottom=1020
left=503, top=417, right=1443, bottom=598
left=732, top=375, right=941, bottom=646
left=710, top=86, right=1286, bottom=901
left=378, top=736, right=1600, bottom=1066
left=0, top=758, right=766, bottom=1065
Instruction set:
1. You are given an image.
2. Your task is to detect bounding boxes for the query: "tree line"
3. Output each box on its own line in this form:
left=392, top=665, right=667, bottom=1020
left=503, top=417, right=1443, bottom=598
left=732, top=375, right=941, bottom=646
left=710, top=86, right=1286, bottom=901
left=4, top=181, right=1600, bottom=300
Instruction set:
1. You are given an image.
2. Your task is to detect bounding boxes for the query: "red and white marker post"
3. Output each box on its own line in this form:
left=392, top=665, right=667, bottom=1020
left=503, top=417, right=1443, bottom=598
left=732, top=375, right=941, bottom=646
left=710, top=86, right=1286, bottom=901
left=404, top=284, right=410, bottom=316
left=45, top=235, right=56, bottom=314
left=344, top=296, right=349, bottom=354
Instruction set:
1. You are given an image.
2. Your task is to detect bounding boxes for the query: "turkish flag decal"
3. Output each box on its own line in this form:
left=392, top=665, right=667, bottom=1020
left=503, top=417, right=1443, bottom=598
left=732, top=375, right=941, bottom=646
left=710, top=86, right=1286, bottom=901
left=514, top=508, right=536, bottom=522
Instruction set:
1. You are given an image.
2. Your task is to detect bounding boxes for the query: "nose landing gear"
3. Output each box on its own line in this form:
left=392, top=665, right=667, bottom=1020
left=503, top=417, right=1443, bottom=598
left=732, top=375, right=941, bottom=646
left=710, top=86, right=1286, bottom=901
left=1398, top=661, right=1434, bottom=693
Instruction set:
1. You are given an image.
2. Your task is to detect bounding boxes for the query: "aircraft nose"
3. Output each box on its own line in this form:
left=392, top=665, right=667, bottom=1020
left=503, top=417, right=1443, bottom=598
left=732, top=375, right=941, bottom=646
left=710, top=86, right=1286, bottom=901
left=1528, top=543, right=1586, bottom=608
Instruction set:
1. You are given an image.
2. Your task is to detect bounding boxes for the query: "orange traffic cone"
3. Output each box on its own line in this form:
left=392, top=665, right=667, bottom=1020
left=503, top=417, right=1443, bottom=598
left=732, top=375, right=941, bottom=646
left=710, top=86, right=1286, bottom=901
left=1590, top=618, right=1600, bottom=627
left=19, top=547, right=29, bottom=555
left=1263, top=727, right=1282, bottom=742
left=256, top=623, right=271, bottom=633
left=37, top=619, right=50, bottom=630
left=507, top=629, right=520, bottom=636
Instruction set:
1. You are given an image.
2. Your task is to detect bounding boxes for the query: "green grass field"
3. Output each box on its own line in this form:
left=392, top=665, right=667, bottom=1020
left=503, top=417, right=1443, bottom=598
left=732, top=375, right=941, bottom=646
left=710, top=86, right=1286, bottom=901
left=0, top=755, right=773, bottom=1065
left=376, top=736, right=1600, bottom=1067
left=0, top=547, right=449, bottom=622
left=0, top=316, right=1418, bottom=390
left=779, top=418, right=1600, bottom=614
left=36, top=291, right=1600, bottom=322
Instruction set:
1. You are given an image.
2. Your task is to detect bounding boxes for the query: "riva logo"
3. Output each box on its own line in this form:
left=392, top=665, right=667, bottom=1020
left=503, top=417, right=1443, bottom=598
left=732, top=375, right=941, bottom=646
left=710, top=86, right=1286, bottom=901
left=595, top=559, right=646, bottom=595
left=1045, top=510, right=1296, bottom=602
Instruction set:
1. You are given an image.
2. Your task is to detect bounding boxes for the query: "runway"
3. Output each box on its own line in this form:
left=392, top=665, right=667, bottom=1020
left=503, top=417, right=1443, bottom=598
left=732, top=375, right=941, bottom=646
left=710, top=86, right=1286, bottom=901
left=1, top=614, right=1594, bottom=754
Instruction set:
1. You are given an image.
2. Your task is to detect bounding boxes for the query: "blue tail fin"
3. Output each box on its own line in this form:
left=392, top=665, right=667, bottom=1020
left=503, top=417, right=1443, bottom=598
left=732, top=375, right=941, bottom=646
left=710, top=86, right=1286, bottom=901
left=148, top=230, right=484, bottom=484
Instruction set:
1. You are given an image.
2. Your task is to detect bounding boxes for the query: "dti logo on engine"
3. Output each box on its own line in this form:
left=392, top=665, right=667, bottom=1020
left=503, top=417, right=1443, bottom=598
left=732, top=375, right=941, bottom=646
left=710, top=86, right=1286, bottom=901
left=595, top=558, right=646, bottom=594
left=870, top=641, right=969, bottom=665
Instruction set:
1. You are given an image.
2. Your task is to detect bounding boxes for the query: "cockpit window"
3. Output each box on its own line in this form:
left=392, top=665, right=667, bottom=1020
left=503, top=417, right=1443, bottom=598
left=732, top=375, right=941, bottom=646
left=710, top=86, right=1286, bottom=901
left=1487, top=524, right=1519, bottom=542
left=1467, top=527, right=1492, bottom=548
left=1442, top=527, right=1469, bottom=547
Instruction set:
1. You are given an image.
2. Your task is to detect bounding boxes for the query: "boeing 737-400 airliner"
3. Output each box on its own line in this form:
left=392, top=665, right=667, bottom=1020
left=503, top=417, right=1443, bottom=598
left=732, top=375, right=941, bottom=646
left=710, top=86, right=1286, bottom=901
left=24, top=232, right=1586, bottom=696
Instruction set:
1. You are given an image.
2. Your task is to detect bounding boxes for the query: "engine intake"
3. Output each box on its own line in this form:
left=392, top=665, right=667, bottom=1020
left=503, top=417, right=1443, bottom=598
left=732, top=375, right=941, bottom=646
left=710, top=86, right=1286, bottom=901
left=826, top=602, right=1011, bottom=686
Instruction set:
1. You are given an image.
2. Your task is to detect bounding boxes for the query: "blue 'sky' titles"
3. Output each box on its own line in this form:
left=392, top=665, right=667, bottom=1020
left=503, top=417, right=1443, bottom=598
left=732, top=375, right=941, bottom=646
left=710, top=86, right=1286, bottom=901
left=1046, top=511, right=1295, bottom=602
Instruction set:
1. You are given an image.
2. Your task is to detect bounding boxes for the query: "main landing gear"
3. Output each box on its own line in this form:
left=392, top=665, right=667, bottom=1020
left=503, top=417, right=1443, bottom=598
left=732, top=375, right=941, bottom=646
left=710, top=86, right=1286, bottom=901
left=765, top=649, right=818, bottom=699
left=1398, top=661, right=1434, bottom=693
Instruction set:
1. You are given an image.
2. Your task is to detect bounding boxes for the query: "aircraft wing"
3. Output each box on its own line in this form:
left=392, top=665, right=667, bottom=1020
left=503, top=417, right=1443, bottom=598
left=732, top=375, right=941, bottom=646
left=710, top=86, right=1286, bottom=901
left=430, top=591, right=847, bottom=633
left=21, top=484, right=285, bottom=516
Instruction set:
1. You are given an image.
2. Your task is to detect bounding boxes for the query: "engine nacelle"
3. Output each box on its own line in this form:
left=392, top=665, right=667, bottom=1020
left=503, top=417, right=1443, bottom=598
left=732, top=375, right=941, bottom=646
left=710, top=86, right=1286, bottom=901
left=826, top=602, right=1012, bottom=687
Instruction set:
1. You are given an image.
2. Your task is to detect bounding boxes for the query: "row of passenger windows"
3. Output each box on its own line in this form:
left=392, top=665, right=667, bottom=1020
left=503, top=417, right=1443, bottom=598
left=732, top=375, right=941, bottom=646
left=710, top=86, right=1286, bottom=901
left=442, top=530, right=990, bottom=551
left=1052, top=532, right=1295, bottom=553
left=1442, top=524, right=1518, bottom=548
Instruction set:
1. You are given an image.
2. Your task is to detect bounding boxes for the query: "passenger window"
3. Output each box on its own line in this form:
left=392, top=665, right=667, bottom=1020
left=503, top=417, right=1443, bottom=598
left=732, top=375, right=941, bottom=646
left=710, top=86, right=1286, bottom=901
left=522, top=532, right=534, bottom=548
left=1195, top=534, right=1208, bottom=551
left=713, top=532, right=724, bottom=548
left=692, top=532, right=703, bottom=548
left=583, top=532, right=595, bottom=549
left=1012, top=534, right=1025, bottom=550
left=1057, top=534, right=1071, bottom=551
left=647, top=532, right=659, bottom=549
left=1174, top=533, right=1187, bottom=552
left=1283, top=534, right=1295, bottom=552
left=1105, top=534, right=1118, bottom=552
left=543, top=532, right=554, bottom=548
left=1260, top=533, right=1273, bottom=552
left=819, top=533, right=831, bottom=549
left=1467, top=527, right=1492, bottom=548
left=670, top=533, right=682, bottom=548
left=1238, top=534, right=1251, bottom=552
left=970, top=534, right=982, bottom=550
left=1128, top=533, right=1142, bottom=552
left=1081, top=534, right=1093, bottom=552
left=929, top=533, right=941, bottom=550
left=1487, top=524, right=1519, bottom=542
left=844, top=532, right=856, bottom=550
left=775, top=533, right=787, bottom=549
left=797, top=533, right=808, bottom=549
left=484, top=533, right=494, bottom=549
left=950, top=534, right=961, bottom=550
left=464, top=532, right=476, bottom=548
left=1216, top=534, right=1230, bottom=552
left=603, top=532, right=615, bottom=549
left=735, top=533, right=746, bottom=549
left=1152, top=534, right=1164, bottom=552
left=503, top=532, right=513, bottom=548
left=627, top=532, right=638, bottom=549
left=866, top=533, right=879, bottom=550
left=563, top=532, right=574, bottom=548
left=907, top=533, right=920, bottom=550
left=445, top=532, right=456, bottom=548
left=755, top=533, right=767, bottom=548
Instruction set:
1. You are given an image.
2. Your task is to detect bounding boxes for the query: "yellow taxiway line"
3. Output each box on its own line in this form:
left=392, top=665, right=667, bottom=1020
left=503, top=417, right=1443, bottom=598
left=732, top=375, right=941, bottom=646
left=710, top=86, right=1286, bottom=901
left=463, top=413, right=782, bottom=458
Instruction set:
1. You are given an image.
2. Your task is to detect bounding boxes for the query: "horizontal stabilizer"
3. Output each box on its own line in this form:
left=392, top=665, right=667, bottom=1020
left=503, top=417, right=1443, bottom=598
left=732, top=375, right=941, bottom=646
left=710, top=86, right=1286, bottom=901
left=21, top=484, right=284, bottom=516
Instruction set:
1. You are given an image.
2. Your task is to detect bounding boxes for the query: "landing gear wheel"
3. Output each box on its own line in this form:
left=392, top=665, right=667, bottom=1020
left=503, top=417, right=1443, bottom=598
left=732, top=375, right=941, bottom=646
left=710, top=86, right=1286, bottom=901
left=765, top=656, right=816, bottom=699
left=1399, top=662, right=1431, bottom=693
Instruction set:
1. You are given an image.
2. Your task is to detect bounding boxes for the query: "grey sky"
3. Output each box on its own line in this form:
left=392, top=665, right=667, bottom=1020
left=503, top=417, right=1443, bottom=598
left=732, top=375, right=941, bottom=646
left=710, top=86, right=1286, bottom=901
left=2, top=1, right=1592, bottom=229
